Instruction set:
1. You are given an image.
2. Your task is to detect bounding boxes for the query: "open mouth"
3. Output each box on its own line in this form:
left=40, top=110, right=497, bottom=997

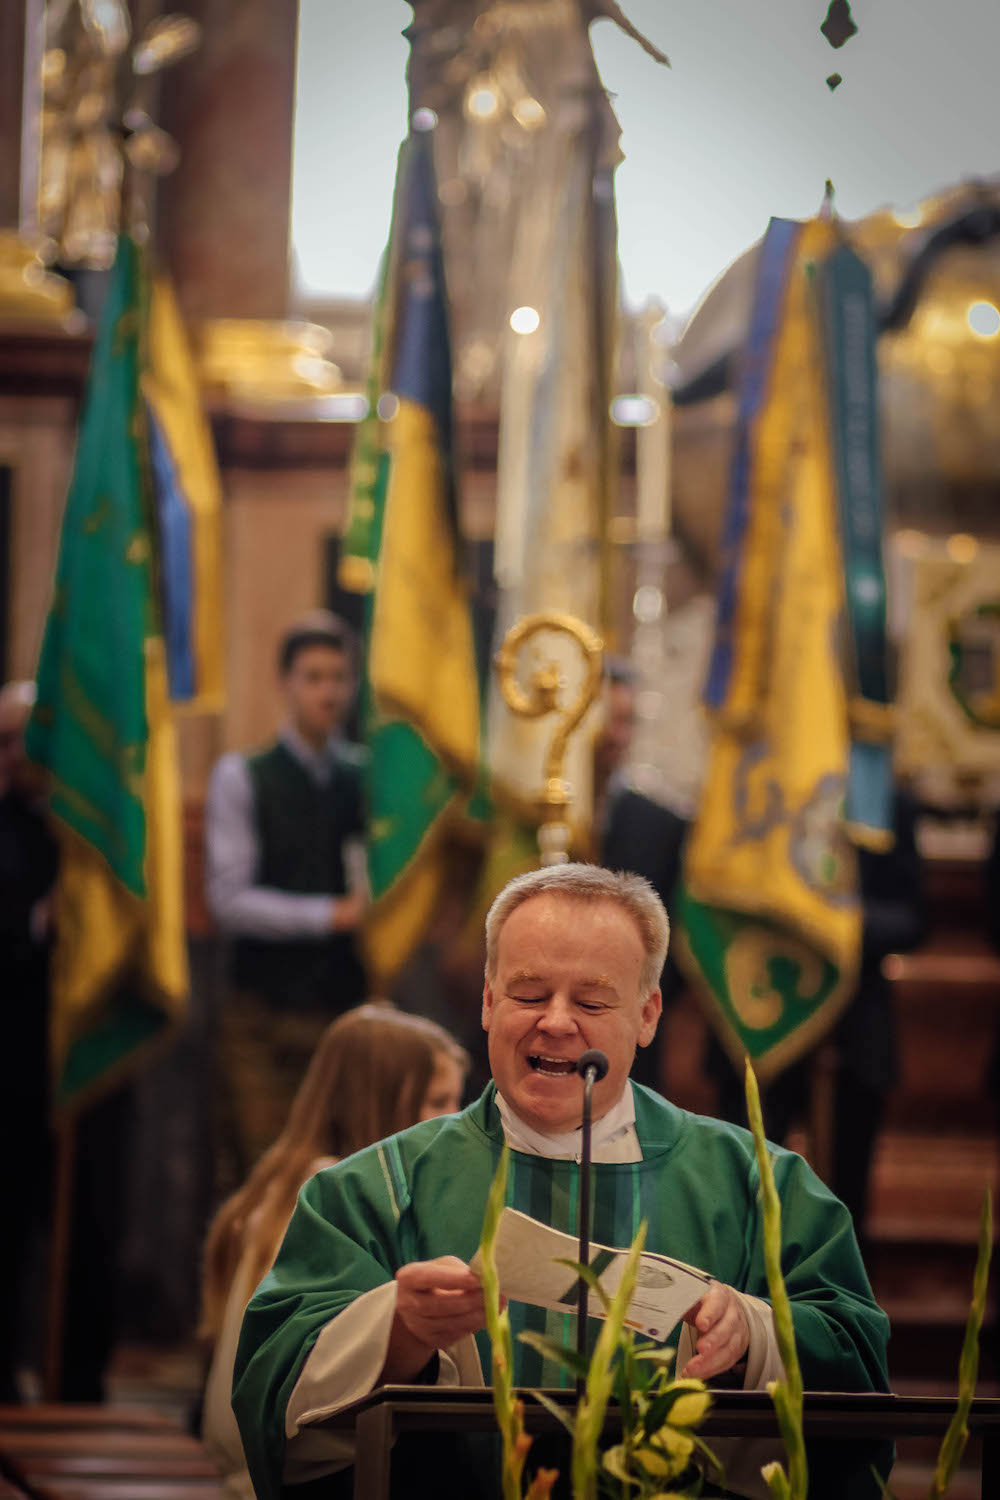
left=528, top=1055, right=578, bottom=1077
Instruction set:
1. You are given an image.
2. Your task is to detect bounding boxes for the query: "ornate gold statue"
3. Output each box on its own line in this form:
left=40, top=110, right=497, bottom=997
left=35, top=2, right=199, bottom=268
left=496, top=610, right=603, bottom=863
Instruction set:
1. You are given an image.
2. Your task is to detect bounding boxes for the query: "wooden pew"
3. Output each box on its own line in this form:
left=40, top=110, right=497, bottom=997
left=0, top=1406, right=223, bottom=1500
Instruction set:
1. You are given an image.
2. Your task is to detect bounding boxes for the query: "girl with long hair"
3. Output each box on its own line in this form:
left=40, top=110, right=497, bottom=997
left=200, top=1001, right=468, bottom=1497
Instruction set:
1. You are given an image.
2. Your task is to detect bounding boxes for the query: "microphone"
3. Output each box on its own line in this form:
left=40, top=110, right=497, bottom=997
left=576, top=1049, right=609, bottom=1084
left=575, top=1050, right=609, bottom=1393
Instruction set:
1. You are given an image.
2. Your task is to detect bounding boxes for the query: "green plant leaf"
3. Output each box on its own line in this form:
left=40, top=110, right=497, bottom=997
left=647, top=1427, right=694, bottom=1471
left=643, top=1493, right=700, bottom=1500
left=481, top=1145, right=508, bottom=1252
left=554, top=1256, right=615, bottom=1314
left=518, top=1330, right=592, bottom=1379
left=745, top=1060, right=807, bottom=1500
left=509, top=1218, right=721, bottom=1500
left=642, top=1377, right=712, bottom=1437
left=573, top=1222, right=649, bottom=1500
left=930, top=1187, right=993, bottom=1499
left=665, top=1386, right=712, bottom=1429
left=691, top=1430, right=726, bottom=1478
left=869, top=1461, right=898, bottom=1499
left=643, top=1387, right=676, bottom=1436
left=637, top=1439, right=682, bottom=1477
left=525, top=1387, right=577, bottom=1438
left=634, top=1346, right=678, bottom=1367
left=761, top=1460, right=792, bottom=1500
left=478, top=1145, right=529, bottom=1500
left=611, top=1357, right=631, bottom=1412
left=601, top=1444, right=640, bottom=1486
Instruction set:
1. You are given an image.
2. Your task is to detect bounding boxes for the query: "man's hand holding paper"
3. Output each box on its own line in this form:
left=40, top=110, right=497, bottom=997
left=381, top=1256, right=488, bottom=1382
left=470, top=1207, right=739, bottom=1354
left=681, top=1280, right=752, bottom=1380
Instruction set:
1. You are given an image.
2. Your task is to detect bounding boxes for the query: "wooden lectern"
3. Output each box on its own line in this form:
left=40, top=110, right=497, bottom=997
left=322, top=1386, right=1000, bottom=1499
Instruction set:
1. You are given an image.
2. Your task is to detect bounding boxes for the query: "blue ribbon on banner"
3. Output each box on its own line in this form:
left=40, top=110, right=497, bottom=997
left=816, top=241, right=894, bottom=845
left=147, top=404, right=196, bottom=702
left=705, top=217, right=801, bottom=711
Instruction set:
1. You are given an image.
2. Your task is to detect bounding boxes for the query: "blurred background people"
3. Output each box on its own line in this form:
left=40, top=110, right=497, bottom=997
left=206, top=612, right=369, bottom=1184
left=198, top=1002, right=468, bottom=1498
left=0, top=681, right=138, bottom=1402
left=593, top=660, right=691, bottom=1091
left=0, top=681, right=57, bottom=1400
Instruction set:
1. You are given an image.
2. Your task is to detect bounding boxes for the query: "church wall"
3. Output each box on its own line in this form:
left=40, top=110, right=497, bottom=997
left=0, top=391, right=77, bottom=681
left=0, top=1, right=28, bottom=229
left=157, top=0, right=297, bottom=321
left=221, top=464, right=348, bottom=755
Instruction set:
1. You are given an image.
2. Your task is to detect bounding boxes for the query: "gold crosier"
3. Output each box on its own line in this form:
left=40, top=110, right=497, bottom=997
left=495, top=611, right=603, bottom=865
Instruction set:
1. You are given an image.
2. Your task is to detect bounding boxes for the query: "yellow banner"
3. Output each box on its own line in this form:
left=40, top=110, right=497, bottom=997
left=680, top=219, right=862, bottom=1081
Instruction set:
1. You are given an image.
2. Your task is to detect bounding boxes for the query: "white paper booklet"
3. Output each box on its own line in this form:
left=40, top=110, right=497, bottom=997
left=470, top=1207, right=713, bottom=1341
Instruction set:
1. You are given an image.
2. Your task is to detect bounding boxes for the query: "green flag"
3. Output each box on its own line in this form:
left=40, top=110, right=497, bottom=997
left=341, top=132, right=480, bottom=981
left=26, top=234, right=187, bottom=1111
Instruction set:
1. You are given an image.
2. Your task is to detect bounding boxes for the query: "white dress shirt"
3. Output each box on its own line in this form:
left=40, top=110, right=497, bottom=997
left=204, top=726, right=366, bottom=939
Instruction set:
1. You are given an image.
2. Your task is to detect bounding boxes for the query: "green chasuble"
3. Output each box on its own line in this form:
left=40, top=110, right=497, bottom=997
left=234, top=1084, right=889, bottom=1500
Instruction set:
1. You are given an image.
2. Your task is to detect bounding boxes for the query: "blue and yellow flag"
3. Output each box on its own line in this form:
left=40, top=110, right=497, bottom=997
left=677, top=218, right=862, bottom=1083
left=144, top=273, right=225, bottom=713
left=26, top=235, right=188, bottom=1113
left=342, top=130, right=480, bottom=980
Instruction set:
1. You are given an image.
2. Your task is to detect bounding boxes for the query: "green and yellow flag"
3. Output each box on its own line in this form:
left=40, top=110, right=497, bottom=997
left=26, top=234, right=187, bottom=1112
left=341, top=130, right=479, bottom=981
left=676, top=217, right=862, bottom=1083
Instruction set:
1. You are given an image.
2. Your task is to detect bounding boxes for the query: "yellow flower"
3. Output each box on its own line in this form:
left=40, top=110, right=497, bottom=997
left=641, top=1425, right=694, bottom=1476
left=638, top=1446, right=673, bottom=1476
left=601, top=1444, right=631, bottom=1483
left=666, top=1379, right=711, bottom=1427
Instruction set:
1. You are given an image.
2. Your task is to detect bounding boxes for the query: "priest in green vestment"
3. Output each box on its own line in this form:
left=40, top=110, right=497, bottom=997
left=233, top=865, right=890, bottom=1500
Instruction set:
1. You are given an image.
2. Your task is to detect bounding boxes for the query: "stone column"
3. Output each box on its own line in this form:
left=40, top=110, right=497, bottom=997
left=0, top=1, right=33, bottom=229
left=157, top=0, right=298, bottom=319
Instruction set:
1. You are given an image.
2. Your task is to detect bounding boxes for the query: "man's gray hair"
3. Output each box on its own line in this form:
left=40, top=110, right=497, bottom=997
left=484, top=863, right=669, bottom=997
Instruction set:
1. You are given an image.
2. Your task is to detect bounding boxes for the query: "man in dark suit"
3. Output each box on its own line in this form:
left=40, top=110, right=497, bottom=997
left=593, top=662, right=690, bottom=1091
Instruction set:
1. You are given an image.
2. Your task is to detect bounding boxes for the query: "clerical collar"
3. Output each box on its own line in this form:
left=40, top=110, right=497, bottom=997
left=496, top=1083, right=637, bottom=1161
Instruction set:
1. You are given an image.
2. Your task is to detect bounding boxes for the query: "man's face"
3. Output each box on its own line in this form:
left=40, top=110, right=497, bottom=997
left=482, top=892, right=661, bottom=1134
left=281, top=644, right=354, bottom=744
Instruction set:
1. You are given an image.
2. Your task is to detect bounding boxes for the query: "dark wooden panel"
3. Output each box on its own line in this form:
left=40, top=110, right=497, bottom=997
left=0, top=464, right=9, bottom=678
left=0, top=1, right=26, bottom=227
left=0, top=328, right=93, bottom=398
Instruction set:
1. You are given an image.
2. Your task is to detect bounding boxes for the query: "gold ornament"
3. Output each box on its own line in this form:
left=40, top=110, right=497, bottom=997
left=496, top=611, right=603, bottom=864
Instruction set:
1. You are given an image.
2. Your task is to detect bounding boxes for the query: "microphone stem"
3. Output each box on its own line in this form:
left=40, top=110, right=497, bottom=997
left=576, top=1067, right=595, bottom=1397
